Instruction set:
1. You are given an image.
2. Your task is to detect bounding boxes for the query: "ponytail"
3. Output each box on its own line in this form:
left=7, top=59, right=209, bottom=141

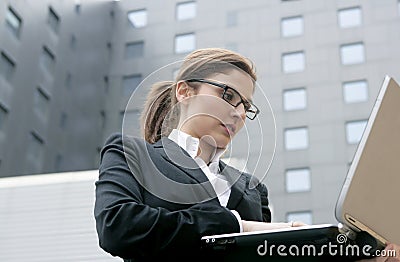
left=140, top=81, right=178, bottom=144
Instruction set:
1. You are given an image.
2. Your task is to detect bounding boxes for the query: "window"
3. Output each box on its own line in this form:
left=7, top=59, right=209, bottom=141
left=340, top=43, right=365, bottom=65
left=34, top=87, right=50, bottom=119
left=6, top=7, right=22, bottom=38
left=343, top=80, right=368, bottom=103
left=40, top=47, right=56, bottom=75
left=26, top=132, right=44, bottom=173
left=107, top=42, right=112, bottom=60
left=176, top=1, right=196, bottom=21
left=284, top=127, right=309, bottom=150
left=282, top=51, right=305, bottom=73
left=283, top=88, right=307, bottom=111
left=122, top=74, right=142, bottom=96
left=175, top=33, right=195, bottom=54
left=100, top=111, right=106, bottom=129
left=55, top=154, right=63, bottom=171
left=0, top=104, right=8, bottom=132
left=125, top=41, right=144, bottom=59
left=346, top=120, right=367, bottom=144
left=225, top=43, right=238, bottom=52
left=286, top=168, right=311, bottom=193
left=75, top=4, right=81, bottom=14
left=60, top=112, right=68, bottom=128
left=0, top=52, right=16, bottom=82
left=338, top=7, right=362, bottom=28
left=70, top=35, right=77, bottom=50
left=65, top=73, right=72, bottom=88
left=226, top=11, right=238, bottom=27
left=128, top=9, right=147, bottom=28
left=47, top=7, right=60, bottom=34
left=286, top=211, right=313, bottom=225
left=104, top=76, right=109, bottom=93
left=398, top=0, right=400, bottom=16
left=74, top=0, right=81, bottom=14
left=281, top=16, right=303, bottom=37
left=122, top=109, right=141, bottom=130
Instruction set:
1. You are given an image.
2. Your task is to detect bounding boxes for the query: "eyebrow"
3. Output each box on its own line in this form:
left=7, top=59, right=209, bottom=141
left=231, top=84, right=253, bottom=104
left=218, top=81, right=253, bottom=103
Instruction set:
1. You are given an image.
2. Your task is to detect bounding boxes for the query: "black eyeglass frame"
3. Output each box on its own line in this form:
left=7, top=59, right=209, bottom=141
left=186, top=78, right=260, bottom=120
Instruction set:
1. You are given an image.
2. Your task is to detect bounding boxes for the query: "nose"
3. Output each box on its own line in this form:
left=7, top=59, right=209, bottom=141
left=231, top=103, right=246, bottom=120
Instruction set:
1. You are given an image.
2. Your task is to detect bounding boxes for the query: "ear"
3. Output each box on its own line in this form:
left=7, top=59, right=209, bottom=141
left=176, top=81, right=195, bottom=104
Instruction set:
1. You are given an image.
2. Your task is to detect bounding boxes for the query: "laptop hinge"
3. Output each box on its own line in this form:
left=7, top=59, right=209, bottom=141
left=344, top=214, right=388, bottom=248
left=338, top=223, right=358, bottom=241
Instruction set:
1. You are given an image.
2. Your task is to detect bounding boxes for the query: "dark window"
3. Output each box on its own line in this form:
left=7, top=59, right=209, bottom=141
left=70, top=34, right=77, bottom=50
left=125, top=41, right=144, bottom=59
left=107, top=42, right=112, bottom=60
left=26, top=131, right=45, bottom=173
left=40, top=46, right=56, bottom=75
left=5, top=7, right=22, bottom=38
left=34, top=87, right=50, bottom=119
left=55, top=154, right=63, bottom=170
left=47, top=6, right=60, bottom=34
left=0, top=104, right=8, bottom=132
left=60, top=112, right=68, bottom=128
left=65, top=73, right=72, bottom=88
left=104, top=76, right=109, bottom=93
left=100, top=111, right=106, bottom=129
left=75, top=4, right=81, bottom=14
left=0, top=51, right=16, bottom=82
left=122, top=74, right=142, bottom=96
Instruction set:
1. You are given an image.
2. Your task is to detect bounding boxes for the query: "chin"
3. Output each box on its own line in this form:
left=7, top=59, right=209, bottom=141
left=216, top=136, right=231, bottom=149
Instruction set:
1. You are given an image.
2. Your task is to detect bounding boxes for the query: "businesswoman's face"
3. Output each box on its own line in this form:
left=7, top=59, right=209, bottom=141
left=176, top=68, right=255, bottom=149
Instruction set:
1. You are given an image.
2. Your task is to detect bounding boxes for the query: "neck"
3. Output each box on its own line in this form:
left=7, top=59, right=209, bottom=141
left=197, top=137, right=218, bottom=164
left=179, top=127, right=221, bottom=164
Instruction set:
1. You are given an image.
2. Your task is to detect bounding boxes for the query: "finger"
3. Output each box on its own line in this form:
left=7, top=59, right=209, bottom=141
left=292, top=221, right=308, bottom=227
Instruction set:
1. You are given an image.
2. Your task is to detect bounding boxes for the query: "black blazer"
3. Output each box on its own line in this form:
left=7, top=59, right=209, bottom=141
left=94, top=133, right=271, bottom=261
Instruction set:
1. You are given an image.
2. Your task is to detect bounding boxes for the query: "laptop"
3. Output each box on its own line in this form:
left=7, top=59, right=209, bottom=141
left=201, top=76, right=400, bottom=260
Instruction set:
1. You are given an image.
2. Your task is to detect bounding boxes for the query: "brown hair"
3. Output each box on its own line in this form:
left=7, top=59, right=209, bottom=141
left=140, top=48, right=257, bottom=144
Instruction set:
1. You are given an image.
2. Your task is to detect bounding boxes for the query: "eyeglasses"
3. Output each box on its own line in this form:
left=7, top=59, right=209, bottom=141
left=186, top=78, right=260, bottom=120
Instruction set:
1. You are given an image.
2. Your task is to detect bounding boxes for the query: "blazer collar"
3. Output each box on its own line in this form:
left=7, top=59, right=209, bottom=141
left=153, top=138, right=247, bottom=208
left=219, top=161, right=247, bottom=210
left=153, top=137, right=209, bottom=184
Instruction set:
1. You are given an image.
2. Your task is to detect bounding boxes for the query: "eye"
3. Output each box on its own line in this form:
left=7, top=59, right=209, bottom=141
left=243, top=101, right=252, bottom=111
left=223, top=90, right=235, bottom=102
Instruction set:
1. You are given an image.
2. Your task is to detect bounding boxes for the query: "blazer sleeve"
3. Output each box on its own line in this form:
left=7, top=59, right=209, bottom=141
left=94, top=133, right=240, bottom=260
left=256, top=182, right=272, bottom=223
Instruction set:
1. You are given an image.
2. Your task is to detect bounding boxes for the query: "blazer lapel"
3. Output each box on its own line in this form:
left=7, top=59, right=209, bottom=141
left=220, top=161, right=247, bottom=210
left=153, top=137, right=210, bottom=184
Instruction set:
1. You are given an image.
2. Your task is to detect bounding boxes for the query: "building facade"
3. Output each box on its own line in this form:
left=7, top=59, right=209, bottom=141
left=0, top=0, right=113, bottom=177
left=1, top=0, right=400, bottom=226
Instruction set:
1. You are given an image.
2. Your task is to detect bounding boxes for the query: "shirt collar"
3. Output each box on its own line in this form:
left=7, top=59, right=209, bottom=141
left=168, top=129, right=226, bottom=165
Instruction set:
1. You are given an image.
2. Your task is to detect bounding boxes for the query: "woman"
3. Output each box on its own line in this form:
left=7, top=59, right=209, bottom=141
left=94, top=48, right=399, bottom=261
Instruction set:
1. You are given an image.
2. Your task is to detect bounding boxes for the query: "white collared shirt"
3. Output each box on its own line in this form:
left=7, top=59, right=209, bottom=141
left=168, top=129, right=243, bottom=231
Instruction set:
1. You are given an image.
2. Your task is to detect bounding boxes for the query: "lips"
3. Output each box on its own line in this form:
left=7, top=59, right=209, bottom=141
left=221, top=123, right=236, bottom=136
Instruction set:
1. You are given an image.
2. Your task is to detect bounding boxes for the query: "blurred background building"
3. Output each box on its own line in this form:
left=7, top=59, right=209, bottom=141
left=1, top=0, right=400, bottom=260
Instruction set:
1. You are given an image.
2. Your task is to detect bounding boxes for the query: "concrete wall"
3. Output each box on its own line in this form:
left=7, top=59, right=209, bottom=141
left=0, top=170, right=118, bottom=261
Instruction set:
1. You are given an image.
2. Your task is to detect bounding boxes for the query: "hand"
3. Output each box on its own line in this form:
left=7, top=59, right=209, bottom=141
left=242, top=220, right=308, bottom=232
left=357, top=243, right=400, bottom=262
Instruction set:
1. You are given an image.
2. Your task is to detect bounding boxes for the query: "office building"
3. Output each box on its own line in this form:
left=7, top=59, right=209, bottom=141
left=1, top=0, right=400, bottom=228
